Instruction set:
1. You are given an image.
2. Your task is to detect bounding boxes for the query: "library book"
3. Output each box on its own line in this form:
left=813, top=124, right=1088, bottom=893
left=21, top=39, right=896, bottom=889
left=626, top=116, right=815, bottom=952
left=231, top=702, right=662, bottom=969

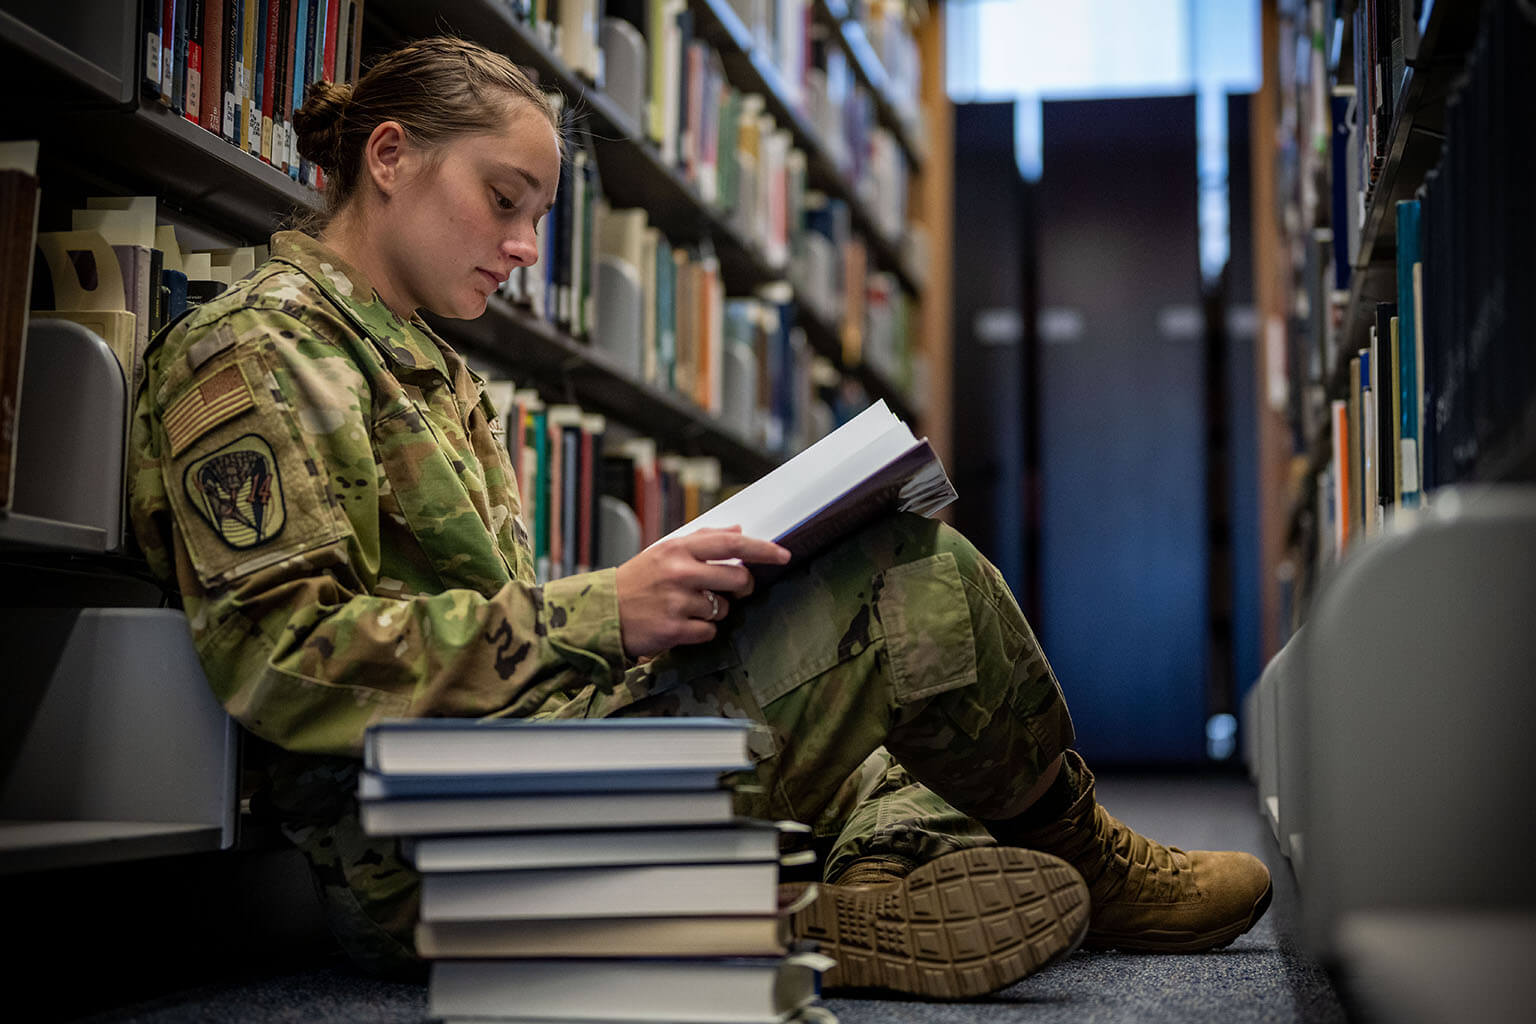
left=662, top=398, right=956, bottom=564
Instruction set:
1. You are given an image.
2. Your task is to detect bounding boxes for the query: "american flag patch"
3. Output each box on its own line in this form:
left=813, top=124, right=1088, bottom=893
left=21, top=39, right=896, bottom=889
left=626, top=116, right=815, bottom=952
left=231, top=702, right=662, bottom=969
left=164, top=364, right=256, bottom=457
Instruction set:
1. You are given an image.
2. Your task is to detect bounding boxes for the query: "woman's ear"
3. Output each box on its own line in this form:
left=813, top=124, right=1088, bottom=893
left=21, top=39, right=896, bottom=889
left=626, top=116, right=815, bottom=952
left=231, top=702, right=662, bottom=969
left=363, top=120, right=412, bottom=197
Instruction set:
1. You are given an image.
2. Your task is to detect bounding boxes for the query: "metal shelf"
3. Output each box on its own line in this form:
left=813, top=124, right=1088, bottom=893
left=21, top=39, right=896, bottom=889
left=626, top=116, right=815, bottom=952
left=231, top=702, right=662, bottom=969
left=0, top=512, right=108, bottom=554
left=0, top=821, right=226, bottom=875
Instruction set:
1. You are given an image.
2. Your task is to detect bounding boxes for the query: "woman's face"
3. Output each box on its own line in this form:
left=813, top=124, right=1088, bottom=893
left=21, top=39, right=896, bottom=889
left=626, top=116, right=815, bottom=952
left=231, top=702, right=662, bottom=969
left=385, top=101, right=561, bottom=320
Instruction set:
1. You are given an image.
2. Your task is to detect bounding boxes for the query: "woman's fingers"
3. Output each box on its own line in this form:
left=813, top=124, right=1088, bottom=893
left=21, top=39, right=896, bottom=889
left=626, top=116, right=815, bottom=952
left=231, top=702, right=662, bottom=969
left=683, top=528, right=791, bottom=567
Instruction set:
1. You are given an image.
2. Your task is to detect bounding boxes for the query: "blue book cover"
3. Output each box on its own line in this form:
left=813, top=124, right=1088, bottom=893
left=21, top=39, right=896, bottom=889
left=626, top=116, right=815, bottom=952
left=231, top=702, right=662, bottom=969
left=359, top=763, right=749, bottom=799
left=1395, top=198, right=1422, bottom=506
left=291, top=0, right=309, bottom=182
left=1330, top=91, right=1353, bottom=291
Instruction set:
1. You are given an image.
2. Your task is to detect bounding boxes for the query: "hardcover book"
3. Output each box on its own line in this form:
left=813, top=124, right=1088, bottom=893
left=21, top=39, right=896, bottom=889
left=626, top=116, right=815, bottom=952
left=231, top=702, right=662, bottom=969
left=358, top=786, right=737, bottom=836
left=419, top=860, right=781, bottom=921
left=427, top=952, right=833, bottom=1023
left=661, top=398, right=955, bottom=569
left=363, top=716, right=752, bottom=776
left=402, top=821, right=786, bottom=873
left=415, top=912, right=788, bottom=959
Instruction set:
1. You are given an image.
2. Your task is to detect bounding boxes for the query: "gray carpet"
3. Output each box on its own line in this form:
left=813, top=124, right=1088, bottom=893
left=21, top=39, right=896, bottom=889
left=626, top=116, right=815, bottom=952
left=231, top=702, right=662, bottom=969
left=63, top=773, right=1347, bottom=1024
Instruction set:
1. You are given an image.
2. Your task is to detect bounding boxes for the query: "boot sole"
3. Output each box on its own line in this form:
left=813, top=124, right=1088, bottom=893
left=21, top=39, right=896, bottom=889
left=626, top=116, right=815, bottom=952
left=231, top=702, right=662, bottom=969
left=1084, top=878, right=1275, bottom=953
left=789, top=846, right=1090, bottom=1000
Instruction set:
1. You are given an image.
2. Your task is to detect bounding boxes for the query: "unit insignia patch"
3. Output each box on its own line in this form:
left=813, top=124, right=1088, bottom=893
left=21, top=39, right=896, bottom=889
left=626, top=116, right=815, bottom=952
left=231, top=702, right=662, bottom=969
left=183, top=434, right=287, bottom=549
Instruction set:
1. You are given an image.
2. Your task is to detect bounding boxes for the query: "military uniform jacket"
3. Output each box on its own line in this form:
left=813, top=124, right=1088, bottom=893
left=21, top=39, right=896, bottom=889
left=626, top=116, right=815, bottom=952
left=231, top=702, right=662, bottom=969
left=129, top=231, right=628, bottom=758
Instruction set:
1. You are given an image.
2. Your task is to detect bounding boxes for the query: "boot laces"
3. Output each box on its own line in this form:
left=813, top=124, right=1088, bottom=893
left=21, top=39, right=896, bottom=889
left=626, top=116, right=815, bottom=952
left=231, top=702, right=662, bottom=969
left=1079, top=805, right=1186, bottom=902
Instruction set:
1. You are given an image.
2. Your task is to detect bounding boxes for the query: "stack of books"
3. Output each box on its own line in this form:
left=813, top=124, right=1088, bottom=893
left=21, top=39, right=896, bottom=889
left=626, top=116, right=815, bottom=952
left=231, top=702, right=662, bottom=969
left=359, top=716, right=834, bottom=1023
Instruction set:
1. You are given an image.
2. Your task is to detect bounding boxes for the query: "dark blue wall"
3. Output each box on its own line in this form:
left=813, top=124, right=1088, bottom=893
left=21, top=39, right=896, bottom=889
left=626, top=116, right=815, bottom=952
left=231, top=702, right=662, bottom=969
left=1036, top=95, right=1209, bottom=765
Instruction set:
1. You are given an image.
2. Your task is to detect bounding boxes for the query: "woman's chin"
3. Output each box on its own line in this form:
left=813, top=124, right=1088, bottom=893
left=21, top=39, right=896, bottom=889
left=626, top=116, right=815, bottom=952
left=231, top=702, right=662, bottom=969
left=434, top=291, right=492, bottom=321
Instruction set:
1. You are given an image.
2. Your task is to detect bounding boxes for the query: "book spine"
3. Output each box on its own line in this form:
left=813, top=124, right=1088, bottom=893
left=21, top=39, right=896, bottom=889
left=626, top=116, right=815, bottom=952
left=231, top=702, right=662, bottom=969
left=144, top=0, right=163, bottom=95
left=290, top=0, right=309, bottom=180
left=184, top=0, right=205, bottom=123
left=241, top=0, right=258, bottom=153
left=272, top=0, right=292, bottom=172
left=261, top=0, right=280, bottom=162
left=322, top=0, right=340, bottom=84
left=200, top=0, right=223, bottom=133
left=160, top=0, right=177, bottom=106
left=297, top=0, right=318, bottom=183
left=222, top=0, right=240, bottom=141
left=347, top=0, right=365, bottom=83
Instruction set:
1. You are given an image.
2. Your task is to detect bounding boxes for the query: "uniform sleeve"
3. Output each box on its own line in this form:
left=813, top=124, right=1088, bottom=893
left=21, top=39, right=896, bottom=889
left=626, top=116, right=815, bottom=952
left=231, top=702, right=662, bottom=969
left=129, top=308, right=630, bottom=759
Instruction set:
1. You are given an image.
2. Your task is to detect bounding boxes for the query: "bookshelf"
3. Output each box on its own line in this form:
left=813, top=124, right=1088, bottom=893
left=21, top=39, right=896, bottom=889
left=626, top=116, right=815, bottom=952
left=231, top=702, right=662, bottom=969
left=1258, top=0, right=1534, bottom=632
left=1250, top=8, right=1536, bottom=997
left=0, top=0, right=954, bottom=867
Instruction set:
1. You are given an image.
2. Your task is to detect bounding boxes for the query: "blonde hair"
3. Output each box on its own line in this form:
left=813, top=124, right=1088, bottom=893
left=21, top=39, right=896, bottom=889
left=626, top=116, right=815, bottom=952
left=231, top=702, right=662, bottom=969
left=293, top=36, right=562, bottom=224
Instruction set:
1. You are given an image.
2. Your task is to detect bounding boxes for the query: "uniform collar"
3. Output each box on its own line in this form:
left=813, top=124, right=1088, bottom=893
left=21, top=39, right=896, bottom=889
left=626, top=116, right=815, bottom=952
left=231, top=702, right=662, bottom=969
left=268, top=230, right=447, bottom=378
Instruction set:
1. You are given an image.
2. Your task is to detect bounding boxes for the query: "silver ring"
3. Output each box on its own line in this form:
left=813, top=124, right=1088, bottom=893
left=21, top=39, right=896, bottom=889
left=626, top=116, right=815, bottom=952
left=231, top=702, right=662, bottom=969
left=705, top=590, right=720, bottom=621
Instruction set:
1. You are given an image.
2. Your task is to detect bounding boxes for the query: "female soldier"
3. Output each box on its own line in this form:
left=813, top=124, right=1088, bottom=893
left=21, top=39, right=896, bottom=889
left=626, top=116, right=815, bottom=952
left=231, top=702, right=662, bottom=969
left=128, top=36, right=1270, bottom=999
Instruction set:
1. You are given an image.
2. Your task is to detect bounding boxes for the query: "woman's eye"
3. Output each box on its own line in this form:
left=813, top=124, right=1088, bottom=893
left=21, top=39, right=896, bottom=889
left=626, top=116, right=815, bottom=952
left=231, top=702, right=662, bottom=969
left=493, top=189, right=514, bottom=211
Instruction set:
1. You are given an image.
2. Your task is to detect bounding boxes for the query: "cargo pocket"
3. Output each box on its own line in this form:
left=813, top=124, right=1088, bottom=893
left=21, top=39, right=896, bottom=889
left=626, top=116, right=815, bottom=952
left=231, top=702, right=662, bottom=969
left=159, top=346, right=345, bottom=588
left=875, top=551, right=980, bottom=707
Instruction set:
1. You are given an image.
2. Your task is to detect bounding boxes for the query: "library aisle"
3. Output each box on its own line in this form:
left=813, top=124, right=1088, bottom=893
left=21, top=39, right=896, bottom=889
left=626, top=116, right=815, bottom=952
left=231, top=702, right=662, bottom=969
left=59, top=772, right=1344, bottom=1024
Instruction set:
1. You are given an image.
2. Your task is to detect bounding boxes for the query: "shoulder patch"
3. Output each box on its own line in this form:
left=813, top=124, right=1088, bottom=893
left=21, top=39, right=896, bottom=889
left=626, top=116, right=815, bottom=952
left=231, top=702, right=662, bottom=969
left=164, top=363, right=256, bottom=457
left=183, top=434, right=287, bottom=549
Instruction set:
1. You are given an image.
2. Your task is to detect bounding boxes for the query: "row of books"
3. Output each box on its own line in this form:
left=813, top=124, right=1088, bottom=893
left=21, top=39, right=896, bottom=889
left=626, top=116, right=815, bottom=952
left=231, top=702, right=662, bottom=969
left=142, top=0, right=367, bottom=187
left=1415, top=0, right=1533, bottom=492
left=478, top=384, right=733, bottom=578
left=846, top=0, right=922, bottom=127
left=358, top=715, right=833, bottom=1023
left=1302, top=0, right=1535, bottom=569
left=529, top=0, right=911, bottom=259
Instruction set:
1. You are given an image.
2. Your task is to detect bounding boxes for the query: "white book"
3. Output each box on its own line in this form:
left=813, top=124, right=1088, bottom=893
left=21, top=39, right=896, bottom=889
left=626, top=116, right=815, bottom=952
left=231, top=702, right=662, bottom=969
left=420, top=860, right=781, bottom=921
left=363, top=716, right=752, bottom=776
left=416, top=912, right=788, bottom=960
left=360, top=787, right=736, bottom=838
left=428, top=952, right=833, bottom=1023
left=659, top=399, right=955, bottom=564
left=405, top=822, right=783, bottom=873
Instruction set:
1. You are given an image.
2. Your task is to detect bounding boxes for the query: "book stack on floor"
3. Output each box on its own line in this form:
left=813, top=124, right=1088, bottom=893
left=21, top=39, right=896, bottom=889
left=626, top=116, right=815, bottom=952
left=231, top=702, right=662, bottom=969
left=359, top=716, right=836, bottom=1024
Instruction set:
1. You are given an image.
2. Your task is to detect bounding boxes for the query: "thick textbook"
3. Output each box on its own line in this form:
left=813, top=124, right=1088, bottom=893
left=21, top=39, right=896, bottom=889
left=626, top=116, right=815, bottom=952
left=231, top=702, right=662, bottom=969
left=416, top=912, right=788, bottom=959
left=404, top=821, right=783, bottom=873
left=661, top=398, right=956, bottom=564
left=358, top=764, right=746, bottom=799
left=359, top=787, right=737, bottom=836
left=419, top=860, right=781, bottom=921
left=428, top=952, right=833, bottom=1023
left=363, top=715, right=752, bottom=775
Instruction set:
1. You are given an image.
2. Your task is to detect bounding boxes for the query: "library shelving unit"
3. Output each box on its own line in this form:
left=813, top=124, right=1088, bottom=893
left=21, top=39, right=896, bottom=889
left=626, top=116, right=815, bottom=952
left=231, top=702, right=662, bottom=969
left=1247, top=0, right=1536, bottom=1011
left=0, top=0, right=955, bottom=871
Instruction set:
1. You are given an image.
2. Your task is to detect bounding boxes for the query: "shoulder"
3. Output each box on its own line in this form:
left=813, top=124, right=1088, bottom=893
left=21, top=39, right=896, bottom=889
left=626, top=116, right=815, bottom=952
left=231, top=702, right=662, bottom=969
left=148, top=263, right=366, bottom=399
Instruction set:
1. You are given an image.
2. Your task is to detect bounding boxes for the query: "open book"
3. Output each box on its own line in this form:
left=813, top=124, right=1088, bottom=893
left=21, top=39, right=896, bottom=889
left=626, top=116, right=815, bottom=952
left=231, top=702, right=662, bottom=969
left=661, top=400, right=956, bottom=567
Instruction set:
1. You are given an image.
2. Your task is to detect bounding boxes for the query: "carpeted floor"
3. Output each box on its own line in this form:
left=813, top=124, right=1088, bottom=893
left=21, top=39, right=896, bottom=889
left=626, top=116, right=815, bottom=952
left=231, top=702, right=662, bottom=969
left=57, top=772, right=1347, bottom=1024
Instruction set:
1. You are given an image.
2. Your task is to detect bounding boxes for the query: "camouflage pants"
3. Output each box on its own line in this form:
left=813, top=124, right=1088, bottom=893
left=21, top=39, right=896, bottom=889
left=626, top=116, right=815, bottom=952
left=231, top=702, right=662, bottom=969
left=281, top=512, right=1076, bottom=975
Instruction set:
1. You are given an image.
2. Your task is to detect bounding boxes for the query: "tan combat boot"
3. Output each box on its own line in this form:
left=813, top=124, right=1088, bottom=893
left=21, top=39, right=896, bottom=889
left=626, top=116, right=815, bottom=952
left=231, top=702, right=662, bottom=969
left=1011, top=751, right=1273, bottom=953
left=784, top=846, right=1090, bottom=1000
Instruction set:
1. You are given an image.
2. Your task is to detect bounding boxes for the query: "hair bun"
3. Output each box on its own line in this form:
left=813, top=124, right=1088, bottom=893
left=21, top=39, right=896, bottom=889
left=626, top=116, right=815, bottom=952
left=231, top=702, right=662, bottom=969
left=293, top=79, right=354, bottom=174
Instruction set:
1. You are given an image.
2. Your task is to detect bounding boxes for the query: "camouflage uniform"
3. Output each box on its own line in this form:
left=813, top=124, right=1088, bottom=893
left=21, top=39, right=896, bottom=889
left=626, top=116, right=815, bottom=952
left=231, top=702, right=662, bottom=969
left=128, top=232, right=1075, bottom=975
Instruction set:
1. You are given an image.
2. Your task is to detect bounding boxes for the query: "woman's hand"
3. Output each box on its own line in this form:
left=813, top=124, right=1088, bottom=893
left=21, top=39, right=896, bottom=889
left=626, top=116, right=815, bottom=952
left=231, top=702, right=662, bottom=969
left=614, top=526, right=791, bottom=660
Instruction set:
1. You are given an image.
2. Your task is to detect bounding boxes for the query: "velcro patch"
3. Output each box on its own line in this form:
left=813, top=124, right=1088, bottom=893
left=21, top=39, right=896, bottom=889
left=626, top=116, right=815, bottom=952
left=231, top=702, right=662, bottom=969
left=164, top=364, right=255, bottom=457
left=183, top=434, right=287, bottom=549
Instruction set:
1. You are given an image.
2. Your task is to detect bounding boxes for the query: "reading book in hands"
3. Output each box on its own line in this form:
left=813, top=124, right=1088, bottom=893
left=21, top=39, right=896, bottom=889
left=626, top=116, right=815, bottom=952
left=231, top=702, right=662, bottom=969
left=661, top=399, right=956, bottom=565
